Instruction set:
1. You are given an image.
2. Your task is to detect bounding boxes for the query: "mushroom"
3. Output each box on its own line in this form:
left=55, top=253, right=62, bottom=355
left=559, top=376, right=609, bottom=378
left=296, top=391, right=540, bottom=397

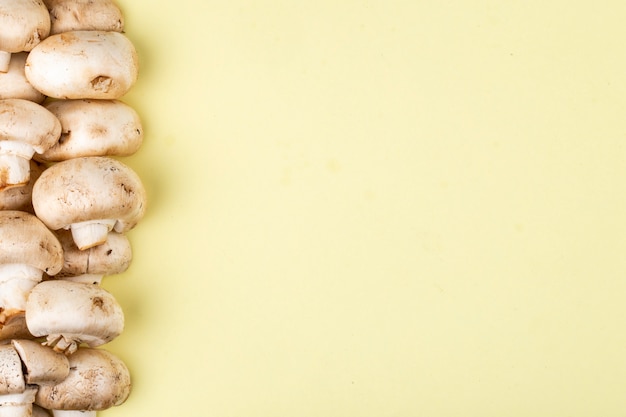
left=0, top=0, right=50, bottom=72
left=0, top=343, right=36, bottom=417
left=0, top=99, right=61, bottom=190
left=25, top=31, right=138, bottom=99
left=54, top=229, right=132, bottom=285
left=0, top=211, right=63, bottom=341
left=10, top=340, right=70, bottom=385
left=0, top=53, right=46, bottom=103
left=32, top=156, right=147, bottom=250
left=0, top=160, right=45, bottom=213
left=25, top=280, right=124, bottom=354
left=37, top=99, right=143, bottom=162
left=44, top=0, right=124, bottom=35
left=34, top=348, right=131, bottom=417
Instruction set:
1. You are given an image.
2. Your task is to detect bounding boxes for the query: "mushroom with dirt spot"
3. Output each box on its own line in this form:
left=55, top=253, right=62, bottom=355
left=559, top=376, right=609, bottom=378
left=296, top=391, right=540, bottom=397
left=44, top=0, right=124, bottom=35
left=25, top=31, right=138, bottom=100
left=0, top=0, right=50, bottom=73
left=25, top=280, right=124, bottom=354
left=34, top=348, right=131, bottom=417
left=32, top=156, right=147, bottom=250
left=0, top=211, right=64, bottom=341
left=37, top=99, right=143, bottom=162
left=0, top=99, right=61, bottom=190
left=54, top=229, right=132, bottom=285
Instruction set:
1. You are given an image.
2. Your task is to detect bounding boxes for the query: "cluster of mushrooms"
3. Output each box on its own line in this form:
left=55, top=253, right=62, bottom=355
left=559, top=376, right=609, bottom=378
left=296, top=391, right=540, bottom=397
left=0, top=0, right=145, bottom=416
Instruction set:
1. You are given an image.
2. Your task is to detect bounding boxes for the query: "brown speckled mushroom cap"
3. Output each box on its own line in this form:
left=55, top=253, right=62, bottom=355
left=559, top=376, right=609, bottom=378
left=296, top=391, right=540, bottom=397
left=34, top=348, right=131, bottom=411
left=44, top=0, right=124, bottom=34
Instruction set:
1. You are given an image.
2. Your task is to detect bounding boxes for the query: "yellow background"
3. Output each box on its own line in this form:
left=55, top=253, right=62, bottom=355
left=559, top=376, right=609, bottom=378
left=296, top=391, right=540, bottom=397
left=102, top=1, right=626, bottom=415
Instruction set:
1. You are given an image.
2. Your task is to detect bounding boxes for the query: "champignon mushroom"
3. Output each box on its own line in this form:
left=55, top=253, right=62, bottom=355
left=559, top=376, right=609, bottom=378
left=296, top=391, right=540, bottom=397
left=54, top=229, right=132, bottom=285
left=37, top=99, right=143, bottom=162
left=0, top=0, right=50, bottom=72
left=34, top=348, right=131, bottom=416
left=25, top=280, right=124, bottom=354
left=10, top=340, right=70, bottom=385
left=32, top=156, right=147, bottom=250
left=44, top=0, right=124, bottom=35
left=0, top=53, right=46, bottom=103
left=0, top=99, right=61, bottom=190
left=0, top=343, right=37, bottom=417
left=0, top=211, right=63, bottom=341
left=25, top=31, right=138, bottom=99
left=0, top=160, right=45, bottom=213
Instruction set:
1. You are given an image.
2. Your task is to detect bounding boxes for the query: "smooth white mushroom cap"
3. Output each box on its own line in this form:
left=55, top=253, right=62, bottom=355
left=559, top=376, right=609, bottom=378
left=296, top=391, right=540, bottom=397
left=25, top=31, right=138, bottom=99
left=44, top=0, right=124, bottom=34
left=38, top=99, right=143, bottom=162
left=0, top=0, right=50, bottom=72
left=34, top=348, right=131, bottom=411
left=0, top=53, right=46, bottom=103
left=25, top=280, right=124, bottom=353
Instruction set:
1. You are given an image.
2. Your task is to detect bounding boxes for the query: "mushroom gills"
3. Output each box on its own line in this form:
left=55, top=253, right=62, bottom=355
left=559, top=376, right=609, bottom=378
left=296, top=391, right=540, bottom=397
left=67, top=219, right=117, bottom=250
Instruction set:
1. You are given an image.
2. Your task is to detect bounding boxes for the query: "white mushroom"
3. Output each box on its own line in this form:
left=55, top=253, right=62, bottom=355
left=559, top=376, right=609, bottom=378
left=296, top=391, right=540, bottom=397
left=44, top=0, right=124, bottom=35
left=25, top=31, right=138, bottom=99
left=0, top=160, right=45, bottom=213
left=0, top=99, right=61, bottom=190
left=37, top=99, right=143, bottom=162
left=0, top=211, right=63, bottom=341
left=34, top=348, right=131, bottom=416
left=0, top=53, right=46, bottom=103
left=25, top=280, right=124, bottom=354
left=54, top=229, right=132, bottom=285
left=10, top=340, right=70, bottom=385
left=32, top=156, right=147, bottom=250
left=0, top=343, right=36, bottom=417
left=0, top=0, right=50, bottom=72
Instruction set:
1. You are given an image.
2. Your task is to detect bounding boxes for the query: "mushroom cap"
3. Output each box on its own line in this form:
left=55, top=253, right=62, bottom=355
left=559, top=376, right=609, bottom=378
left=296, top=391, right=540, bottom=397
left=25, top=280, right=124, bottom=348
left=0, top=0, right=50, bottom=53
left=0, top=52, right=46, bottom=103
left=0, top=211, right=63, bottom=275
left=11, top=339, right=70, bottom=385
left=34, top=348, right=131, bottom=411
left=0, top=99, right=62, bottom=153
left=25, top=31, right=138, bottom=99
left=32, top=156, right=147, bottom=233
left=0, top=160, right=45, bottom=212
left=55, top=229, right=132, bottom=278
left=38, top=99, right=143, bottom=162
left=0, top=344, right=24, bottom=394
left=44, top=0, right=124, bottom=34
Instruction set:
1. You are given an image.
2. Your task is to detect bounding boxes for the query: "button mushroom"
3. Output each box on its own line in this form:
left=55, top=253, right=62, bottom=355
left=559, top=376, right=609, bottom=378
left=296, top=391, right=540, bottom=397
left=25, top=280, right=124, bottom=354
left=0, top=0, right=50, bottom=73
left=0, top=211, right=63, bottom=341
left=0, top=53, right=46, bottom=103
left=10, top=340, right=70, bottom=386
left=0, top=343, right=36, bottom=417
left=54, top=229, right=132, bottom=285
left=44, top=0, right=124, bottom=35
left=37, top=99, right=143, bottom=162
left=25, top=31, right=138, bottom=99
left=32, top=156, right=147, bottom=250
left=0, top=99, right=61, bottom=190
left=34, top=348, right=131, bottom=416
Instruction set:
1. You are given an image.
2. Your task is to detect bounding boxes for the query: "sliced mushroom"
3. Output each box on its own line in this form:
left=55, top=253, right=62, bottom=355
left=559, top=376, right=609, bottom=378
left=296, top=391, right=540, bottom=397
left=34, top=348, right=131, bottom=416
left=0, top=99, right=61, bottom=190
left=25, top=280, right=124, bottom=354
left=44, top=0, right=124, bottom=34
left=0, top=52, right=46, bottom=103
left=0, top=160, right=45, bottom=213
left=54, top=229, right=132, bottom=285
left=0, top=211, right=63, bottom=341
left=37, top=99, right=143, bottom=162
left=0, top=0, right=50, bottom=72
left=25, top=31, right=138, bottom=99
left=32, top=156, right=147, bottom=250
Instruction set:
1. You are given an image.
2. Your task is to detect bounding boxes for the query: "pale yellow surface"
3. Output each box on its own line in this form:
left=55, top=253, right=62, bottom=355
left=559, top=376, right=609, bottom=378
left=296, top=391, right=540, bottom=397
left=102, top=1, right=626, bottom=416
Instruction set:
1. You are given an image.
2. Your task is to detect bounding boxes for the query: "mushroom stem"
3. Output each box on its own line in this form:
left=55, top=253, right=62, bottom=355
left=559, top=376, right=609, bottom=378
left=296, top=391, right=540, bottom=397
left=69, top=219, right=117, bottom=250
left=0, top=141, right=36, bottom=190
left=0, top=264, right=44, bottom=322
left=50, top=411, right=95, bottom=417
left=0, top=387, right=37, bottom=417
left=0, top=52, right=10, bottom=73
